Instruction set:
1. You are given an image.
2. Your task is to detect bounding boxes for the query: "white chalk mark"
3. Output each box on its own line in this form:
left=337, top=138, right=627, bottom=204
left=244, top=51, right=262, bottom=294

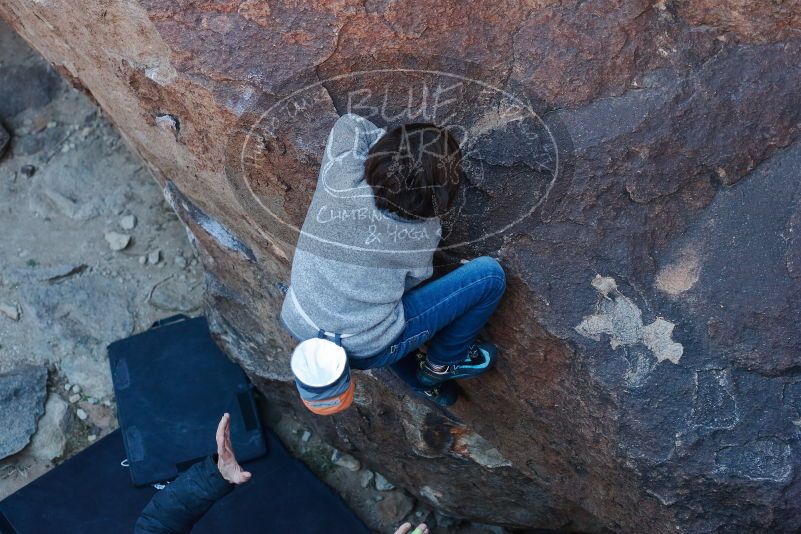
left=576, top=275, right=684, bottom=364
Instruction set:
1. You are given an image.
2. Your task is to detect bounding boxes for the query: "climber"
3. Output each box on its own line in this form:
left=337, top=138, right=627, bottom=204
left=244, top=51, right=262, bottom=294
left=134, top=413, right=429, bottom=534
left=280, top=113, right=506, bottom=406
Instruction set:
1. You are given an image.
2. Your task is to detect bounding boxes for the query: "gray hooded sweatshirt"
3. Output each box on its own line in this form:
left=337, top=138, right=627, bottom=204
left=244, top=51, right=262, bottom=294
left=280, top=113, right=442, bottom=358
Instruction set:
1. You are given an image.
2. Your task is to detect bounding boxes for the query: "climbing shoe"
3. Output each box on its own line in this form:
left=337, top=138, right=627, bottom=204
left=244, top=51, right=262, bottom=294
left=416, top=341, right=497, bottom=387
left=415, top=380, right=459, bottom=407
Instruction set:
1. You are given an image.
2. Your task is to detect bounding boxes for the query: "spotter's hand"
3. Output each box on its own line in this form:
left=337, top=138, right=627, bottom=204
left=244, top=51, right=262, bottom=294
left=215, top=413, right=252, bottom=485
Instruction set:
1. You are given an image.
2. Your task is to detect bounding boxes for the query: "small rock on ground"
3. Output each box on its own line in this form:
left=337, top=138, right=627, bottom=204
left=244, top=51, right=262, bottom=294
left=20, top=164, right=36, bottom=178
left=75, top=408, right=88, bottom=421
left=331, top=450, right=361, bottom=472
left=104, top=231, right=131, bottom=251
left=147, top=249, right=161, bottom=265
left=375, top=472, right=395, bottom=491
left=28, top=393, right=72, bottom=462
left=119, top=214, right=137, bottom=230
left=359, top=469, right=374, bottom=489
left=0, top=302, right=20, bottom=321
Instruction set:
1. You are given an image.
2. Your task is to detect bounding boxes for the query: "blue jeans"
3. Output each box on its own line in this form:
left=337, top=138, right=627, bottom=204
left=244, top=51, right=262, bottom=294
left=350, top=256, right=506, bottom=370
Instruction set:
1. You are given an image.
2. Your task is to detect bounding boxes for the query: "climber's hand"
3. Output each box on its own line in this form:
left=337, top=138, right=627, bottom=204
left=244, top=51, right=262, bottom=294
left=215, top=413, right=252, bottom=485
left=393, top=522, right=429, bottom=534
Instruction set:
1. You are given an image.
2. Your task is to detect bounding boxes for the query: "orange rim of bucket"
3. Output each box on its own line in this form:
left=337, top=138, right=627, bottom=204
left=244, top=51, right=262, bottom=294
left=303, top=379, right=355, bottom=416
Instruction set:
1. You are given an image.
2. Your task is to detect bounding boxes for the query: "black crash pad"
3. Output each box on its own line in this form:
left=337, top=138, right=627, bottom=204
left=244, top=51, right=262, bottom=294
left=107, top=315, right=266, bottom=485
left=0, top=429, right=369, bottom=534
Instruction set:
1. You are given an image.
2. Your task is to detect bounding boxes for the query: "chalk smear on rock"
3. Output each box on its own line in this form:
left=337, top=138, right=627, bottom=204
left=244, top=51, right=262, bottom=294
left=575, top=275, right=684, bottom=364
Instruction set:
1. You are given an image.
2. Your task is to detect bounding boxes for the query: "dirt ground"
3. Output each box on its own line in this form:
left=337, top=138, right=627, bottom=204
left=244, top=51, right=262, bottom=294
left=0, top=21, right=507, bottom=534
left=0, top=18, right=205, bottom=497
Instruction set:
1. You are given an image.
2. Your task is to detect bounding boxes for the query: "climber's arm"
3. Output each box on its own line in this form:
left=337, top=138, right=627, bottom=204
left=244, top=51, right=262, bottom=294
left=328, top=113, right=385, bottom=160
left=320, top=113, right=385, bottom=191
left=134, top=414, right=251, bottom=534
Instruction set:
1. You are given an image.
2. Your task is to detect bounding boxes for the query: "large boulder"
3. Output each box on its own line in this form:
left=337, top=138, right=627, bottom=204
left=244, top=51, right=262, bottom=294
left=1, top=2, right=799, bottom=531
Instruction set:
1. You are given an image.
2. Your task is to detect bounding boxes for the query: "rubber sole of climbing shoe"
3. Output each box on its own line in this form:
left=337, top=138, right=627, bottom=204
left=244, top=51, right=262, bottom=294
left=416, top=341, right=497, bottom=387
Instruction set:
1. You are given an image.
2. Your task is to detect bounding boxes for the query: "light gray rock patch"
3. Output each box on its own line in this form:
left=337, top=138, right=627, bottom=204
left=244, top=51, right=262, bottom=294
left=576, top=275, right=683, bottom=364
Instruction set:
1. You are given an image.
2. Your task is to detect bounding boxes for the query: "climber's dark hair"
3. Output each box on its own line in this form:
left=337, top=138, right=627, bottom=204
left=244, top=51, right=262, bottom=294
left=364, top=123, right=463, bottom=220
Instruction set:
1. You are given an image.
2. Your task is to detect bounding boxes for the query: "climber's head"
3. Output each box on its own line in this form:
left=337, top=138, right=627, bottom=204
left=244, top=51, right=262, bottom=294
left=365, top=123, right=463, bottom=220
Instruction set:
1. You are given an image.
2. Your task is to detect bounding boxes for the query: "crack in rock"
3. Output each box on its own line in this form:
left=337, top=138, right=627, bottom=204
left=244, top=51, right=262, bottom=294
left=163, top=181, right=256, bottom=262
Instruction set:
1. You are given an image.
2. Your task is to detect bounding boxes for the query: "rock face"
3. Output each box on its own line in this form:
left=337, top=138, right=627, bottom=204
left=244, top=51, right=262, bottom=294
left=1, top=2, right=798, bottom=532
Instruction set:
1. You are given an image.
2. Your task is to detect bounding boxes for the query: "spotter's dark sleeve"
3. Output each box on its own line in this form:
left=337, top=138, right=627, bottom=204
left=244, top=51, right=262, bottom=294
left=134, top=456, right=233, bottom=534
